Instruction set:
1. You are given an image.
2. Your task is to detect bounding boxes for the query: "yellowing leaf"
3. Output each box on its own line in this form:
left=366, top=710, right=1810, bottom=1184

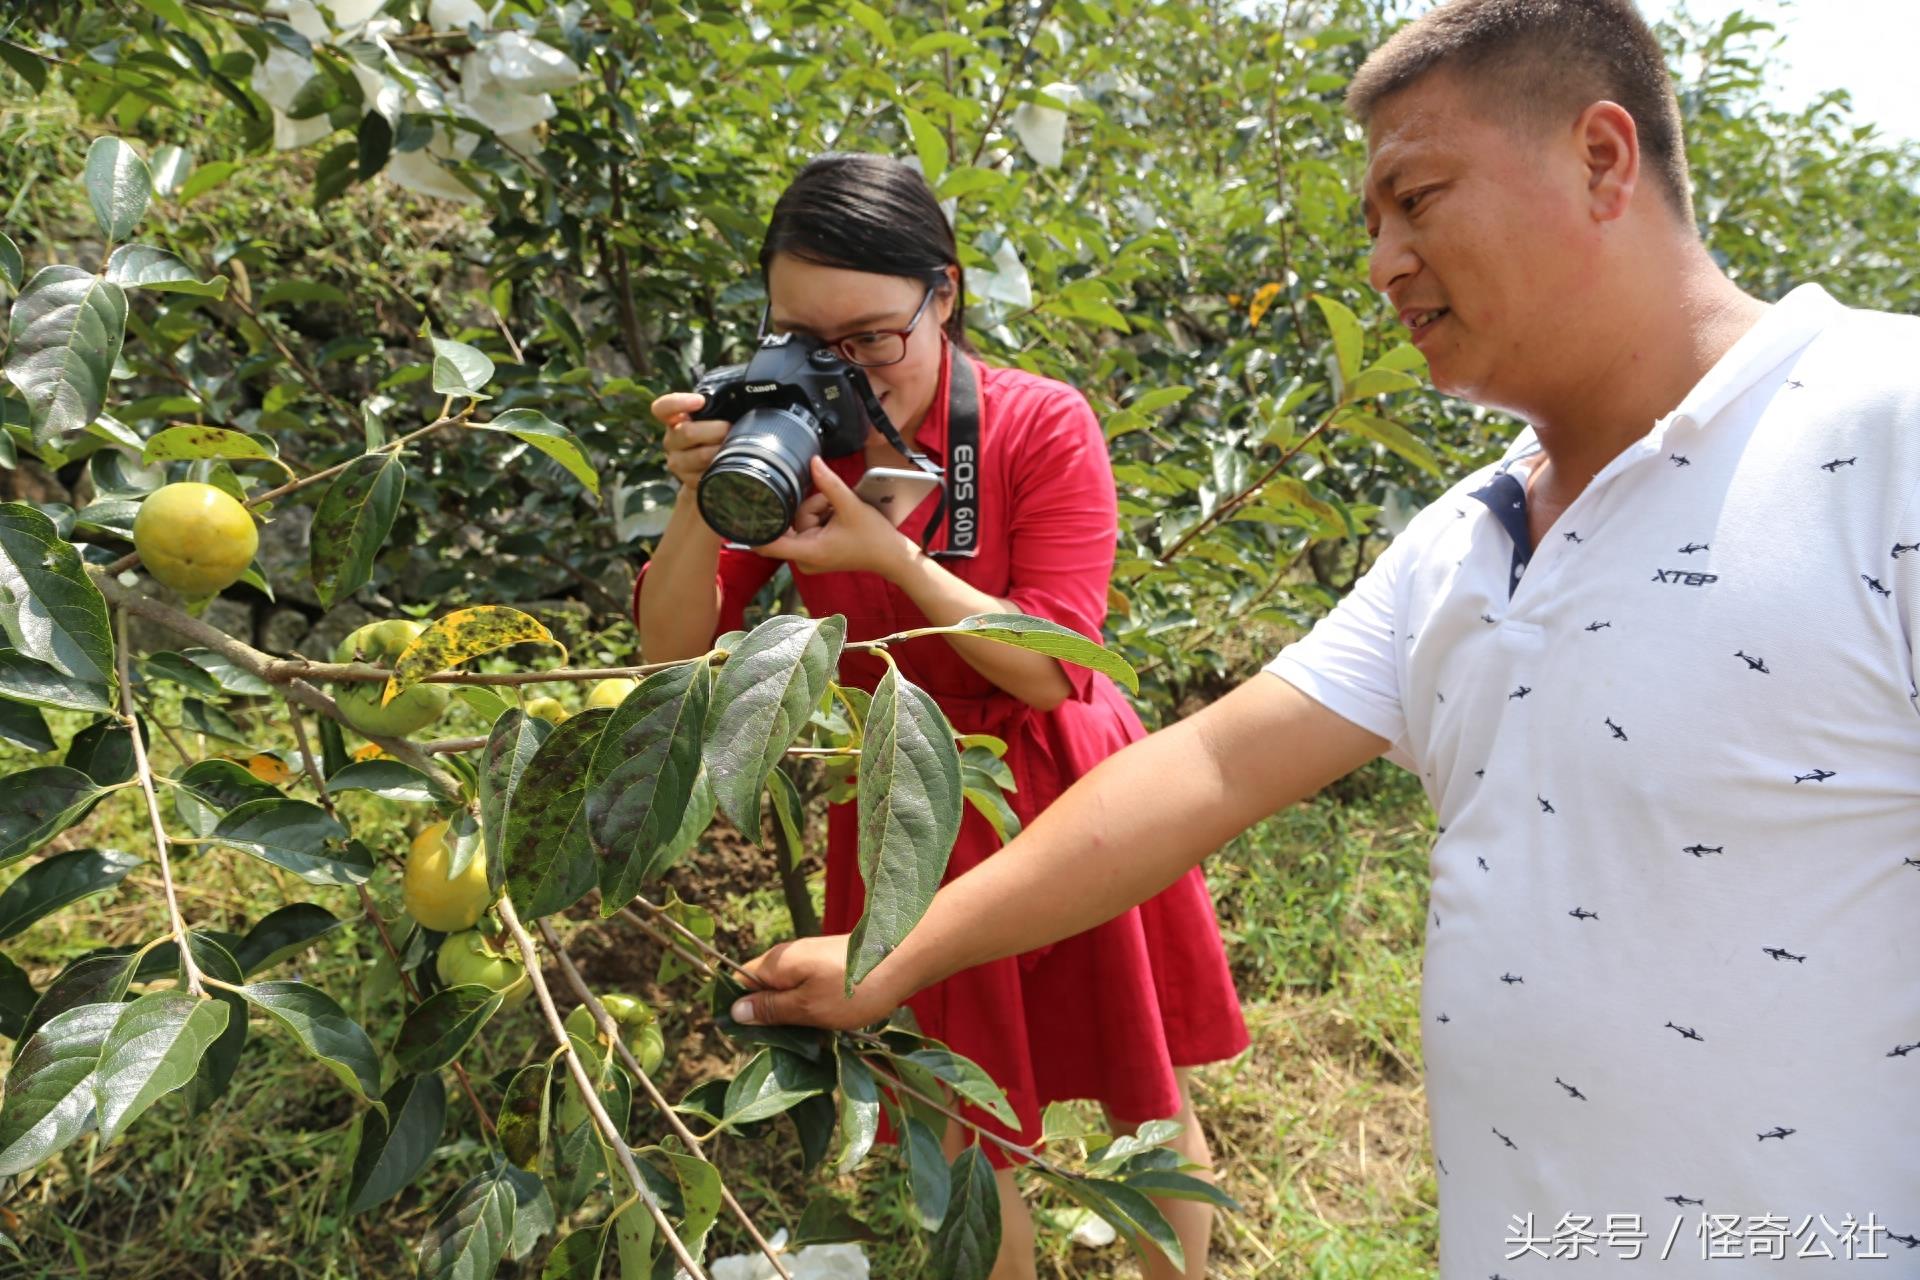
left=382, top=608, right=567, bottom=707
left=351, top=743, right=391, bottom=762
left=241, top=753, right=296, bottom=785
left=1247, top=282, right=1283, bottom=327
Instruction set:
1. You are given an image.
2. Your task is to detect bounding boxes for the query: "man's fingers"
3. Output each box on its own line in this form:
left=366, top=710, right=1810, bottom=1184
left=730, top=987, right=791, bottom=1026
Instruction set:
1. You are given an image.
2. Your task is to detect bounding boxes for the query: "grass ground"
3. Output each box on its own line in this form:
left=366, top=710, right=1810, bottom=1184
left=0, top=671, right=1440, bottom=1278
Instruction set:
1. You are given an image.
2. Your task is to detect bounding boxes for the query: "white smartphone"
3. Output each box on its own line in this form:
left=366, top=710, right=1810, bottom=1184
left=853, top=467, right=942, bottom=527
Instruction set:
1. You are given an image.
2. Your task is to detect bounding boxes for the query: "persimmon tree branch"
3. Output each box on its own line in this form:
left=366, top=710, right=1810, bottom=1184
left=538, top=919, right=795, bottom=1280
left=495, top=897, right=711, bottom=1280
left=117, top=608, right=204, bottom=997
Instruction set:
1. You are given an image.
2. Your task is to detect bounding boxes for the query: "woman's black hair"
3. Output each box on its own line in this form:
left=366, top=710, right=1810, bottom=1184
left=759, top=153, right=971, bottom=350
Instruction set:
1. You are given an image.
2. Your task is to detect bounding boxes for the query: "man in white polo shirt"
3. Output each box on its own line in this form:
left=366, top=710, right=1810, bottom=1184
left=733, top=0, right=1919, bottom=1274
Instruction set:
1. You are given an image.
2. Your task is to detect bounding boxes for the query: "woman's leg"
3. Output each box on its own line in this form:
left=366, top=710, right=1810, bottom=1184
left=940, top=1108, right=1038, bottom=1280
left=1101, top=1067, right=1215, bottom=1279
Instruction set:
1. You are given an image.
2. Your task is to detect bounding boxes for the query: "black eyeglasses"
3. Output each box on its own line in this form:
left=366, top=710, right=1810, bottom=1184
left=757, top=283, right=940, bottom=368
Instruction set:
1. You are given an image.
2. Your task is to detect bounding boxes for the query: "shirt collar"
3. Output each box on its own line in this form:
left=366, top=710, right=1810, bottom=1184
left=1491, top=282, right=1846, bottom=469
left=1666, top=282, right=1844, bottom=429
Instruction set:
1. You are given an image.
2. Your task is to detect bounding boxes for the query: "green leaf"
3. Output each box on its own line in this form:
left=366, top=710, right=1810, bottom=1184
left=92, top=992, right=229, bottom=1144
left=181, top=935, right=248, bottom=1115
left=0, top=1001, right=121, bottom=1177
left=0, top=648, right=112, bottom=713
left=538, top=1226, right=605, bottom=1279
left=902, top=1115, right=951, bottom=1230
left=84, top=137, right=153, bottom=243
left=181, top=698, right=251, bottom=748
left=1336, top=409, right=1442, bottom=477
left=0, top=847, right=142, bottom=941
left=233, top=902, right=343, bottom=975
left=416, top=1166, right=516, bottom=1280
left=1114, top=1167, right=1242, bottom=1212
left=140, top=425, right=271, bottom=464
left=901, top=1045, right=1018, bottom=1127
left=703, top=614, right=845, bottom=833
left=20, top=952, right=133, bottom=1044
left=722, top=1047, right=833, bottom=1127
left=0, top=232, right=24, bottom=290
left=1342, top=367, right=1423, bottom=403
left=430, top=336, right=495, bottom=399
left=904, top=107, right=949, bottom=185
left=503, top=708, right=607, bottom=919
left=497, top=1061, right=549, bottom=1171
left=0, top=43, right=48, bottom=96
left=139, top=652, right=219, bottom=698
left=102, top=245, right=227, bottom=299
left=766, top=764, right=805, bottom=874
left=608, top=1198, right=652, bottom=1278
left=1045, top=1174, right=1187, bottom=1271
left=479, top=708, right=550, bottom=891
left=65, top=716, right=139, bottom=786
left=309, top=452, right=405, bottom=610
left=172, top=757, right=282, bottom=837
left=665, top=1151, right=724, bottom=1261
left=385, top=607, right=564, bottom=705
left=1311, top=293, right=1365, bottom=394
left=348, top=1072, right=446, bottom=1215
left=898, top=612, right=1137, bottom=693
left=846, top=664, right=961, bottom=991
left=0, top=696, right=52, bottom=751
left=212, top=798, right=367, bottom=885
left=0, top=767, right=107, bottom=869
left=471, top=410, right=600, bottom=497
left=932, top=1147, right=1002, bottom=1280
left=176, top=160, right=238, bottom=203
left=325, top=758, right=445, bottom=804
left=586, top=663, right=707, bottom=908
left=1373, top=342, right=1428, bottom=374
left=0, top=952, right=38, bottom=1041
left=834, top=1046, right=880, bottom=1175
left=844, top=0, right=894, bottom=45
left=238, top=980, right=384, bottom=1104
left=180, top=647, right=271, bottom=695
left=0, top=503, right=115, bottom=687
left=791, top=1195, right=880, bottom=1246
left=394, top=983, right=503, bottom=1074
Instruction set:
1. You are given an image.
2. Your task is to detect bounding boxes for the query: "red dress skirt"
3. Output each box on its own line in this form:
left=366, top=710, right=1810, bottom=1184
left=635, top=345, right=1248, bottom=1165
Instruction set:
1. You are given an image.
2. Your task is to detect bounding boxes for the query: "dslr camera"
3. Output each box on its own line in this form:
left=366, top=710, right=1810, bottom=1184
left=691, top=332, right=883, bottom=546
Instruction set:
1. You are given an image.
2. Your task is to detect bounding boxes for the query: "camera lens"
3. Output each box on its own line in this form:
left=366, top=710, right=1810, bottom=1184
left=696, top=405, right=821, bottom=545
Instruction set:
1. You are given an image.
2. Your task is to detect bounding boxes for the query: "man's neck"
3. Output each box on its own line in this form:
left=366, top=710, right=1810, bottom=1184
left=1528, top=249, right=1767, bottom=503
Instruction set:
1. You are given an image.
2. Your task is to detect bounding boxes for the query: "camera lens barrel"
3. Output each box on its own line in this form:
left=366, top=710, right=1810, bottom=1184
left=696, top=405, right=822, bottom=545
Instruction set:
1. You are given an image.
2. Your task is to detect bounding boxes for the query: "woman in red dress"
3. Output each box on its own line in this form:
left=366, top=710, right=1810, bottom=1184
left=635, top=153, right=1246, bottom=1279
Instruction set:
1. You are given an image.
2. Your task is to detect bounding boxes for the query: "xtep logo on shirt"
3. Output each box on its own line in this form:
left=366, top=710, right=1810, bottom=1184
left=1651, top=568, right=1719, bottom=586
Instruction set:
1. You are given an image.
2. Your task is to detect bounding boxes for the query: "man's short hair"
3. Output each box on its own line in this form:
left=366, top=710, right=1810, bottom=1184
left=1347, top=0, right=1693, bottom=222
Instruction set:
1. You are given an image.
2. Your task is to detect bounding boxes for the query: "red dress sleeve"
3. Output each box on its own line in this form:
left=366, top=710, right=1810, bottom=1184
left=999, top=385, right=1120, bottom=703
left=630, top=543, right=781, bottom=644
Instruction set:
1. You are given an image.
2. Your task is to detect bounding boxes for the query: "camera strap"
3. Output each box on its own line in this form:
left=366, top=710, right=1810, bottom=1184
left=853, top=349, right=982, bottom=560
left=923, top=352, right=981, bottom=559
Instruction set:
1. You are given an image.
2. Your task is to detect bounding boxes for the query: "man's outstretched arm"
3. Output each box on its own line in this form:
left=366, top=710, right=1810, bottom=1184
left=733, top=673, right=1389, bottom=1028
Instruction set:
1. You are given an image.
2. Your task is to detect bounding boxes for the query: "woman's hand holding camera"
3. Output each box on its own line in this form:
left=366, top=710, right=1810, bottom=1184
left=757, top=456, right=917, bottom=579
left=651, top=392, right=729, bottom=490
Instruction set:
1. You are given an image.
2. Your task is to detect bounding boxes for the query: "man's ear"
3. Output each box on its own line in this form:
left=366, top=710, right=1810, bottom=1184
left=1576, top=99, right=1640, bottom=223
